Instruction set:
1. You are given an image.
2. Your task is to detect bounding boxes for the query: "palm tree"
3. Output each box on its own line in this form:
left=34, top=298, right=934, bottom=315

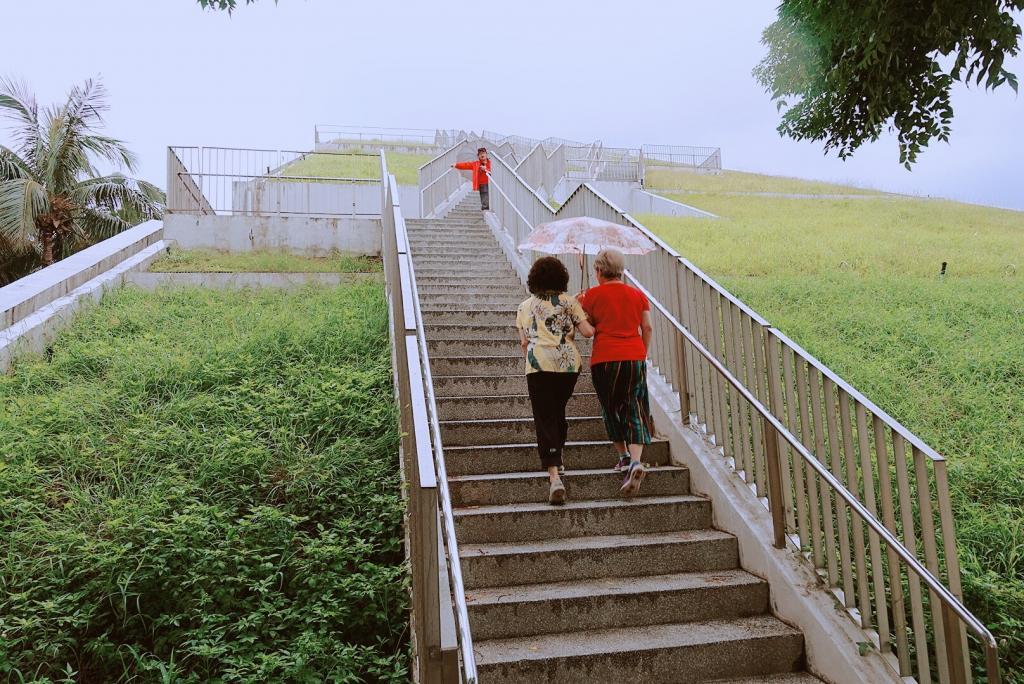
left=0, top=77, right=164, bottom=281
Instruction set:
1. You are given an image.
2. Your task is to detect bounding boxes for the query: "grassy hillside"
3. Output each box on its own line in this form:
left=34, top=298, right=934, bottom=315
left=645, top=167, right=884, bottom=195
left=282, top=151, right=432, bottom=185
left=0, top=283, right=407, bottom=682
left=640, top=172, right=1024, bottom=679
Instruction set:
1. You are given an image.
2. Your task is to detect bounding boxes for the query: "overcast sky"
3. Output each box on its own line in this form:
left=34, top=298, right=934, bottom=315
left=2, top=0, right=1022, bottom=209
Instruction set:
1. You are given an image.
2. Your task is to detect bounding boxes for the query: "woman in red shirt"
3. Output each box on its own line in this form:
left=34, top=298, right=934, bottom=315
left=578, top=249, right=654, bottom=496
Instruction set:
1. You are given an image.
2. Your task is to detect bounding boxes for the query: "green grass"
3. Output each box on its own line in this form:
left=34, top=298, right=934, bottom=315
left=0, top=283, right=407, bottom=682
left=282, top=151, right=433, bottom=185
left=639, top=193, right=1024, bottom=680
left=149, top=248, right=383, bottom=274
left=645, top=167, right=884, bottom=195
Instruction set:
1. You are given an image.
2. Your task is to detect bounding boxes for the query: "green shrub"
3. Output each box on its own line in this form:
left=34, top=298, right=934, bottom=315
left=0, top=283, right=407, bottom=682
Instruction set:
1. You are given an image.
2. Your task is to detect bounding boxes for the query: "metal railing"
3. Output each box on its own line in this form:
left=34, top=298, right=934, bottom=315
left=418, top=139, right=473, bottom=219
left=472, top=143, right=1001, bottom=683
left=642, top=144, right=722, bottom=174
left=166, top=146, right=381, bottom=216
left=382, top=152, right=477, bottom=684
left=316, top=124, right=442, bottom=147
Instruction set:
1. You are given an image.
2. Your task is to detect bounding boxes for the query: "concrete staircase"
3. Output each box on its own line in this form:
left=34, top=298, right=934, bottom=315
left=409, top=194, right=820, bottom=683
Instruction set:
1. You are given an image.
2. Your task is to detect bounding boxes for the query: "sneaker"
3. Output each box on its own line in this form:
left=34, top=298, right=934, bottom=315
left=549, top=479, right=567, bottom=505
left=620, top=461, right=646, bottom=497
left=613, top=455, right=631, bottom=472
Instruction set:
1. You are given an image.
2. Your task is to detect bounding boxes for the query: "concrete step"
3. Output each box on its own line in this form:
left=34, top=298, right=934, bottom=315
left=415, top=275, right=521, bottom=288
left=418, top=285, right=520, bottom=296
left=460, top=529, right=740, bottom=589
left=431, top=355, right=591, bottom=376
left=473, top=615, right=805, bottom=683
left=421, top=298, right=526, bottom=313
left=453, top=494, right=713, bottom=544
left=467, top=569, right=769, bottom=640
left=428, top=337, right=590, bottom=356
left=441, top=415, right=604, bottom=446
left=413, top=266, right=515, bottom=279
left=433, top=374, right=551, bottom=397
left=421, top=311, right=519, bottom=327
left=449, top=465, right=689, bottom=506
left=411, top=256, right=508, bottom=268
left=406, top=226, right=492, bottom=236
left=411, top=249, right=501, bottom=259
left=436, top=392, right=601, bottom=420
left=410, top=236, right=497, bottom=246
left=424, top=323, right=519, bottom=339
left=444, top=440, right=670, bottom=476
left=407, top=220, right=489, bottom=227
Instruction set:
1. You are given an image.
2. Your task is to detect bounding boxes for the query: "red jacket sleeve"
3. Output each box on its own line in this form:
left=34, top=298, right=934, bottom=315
left=453, top=161, right=475, bottom=171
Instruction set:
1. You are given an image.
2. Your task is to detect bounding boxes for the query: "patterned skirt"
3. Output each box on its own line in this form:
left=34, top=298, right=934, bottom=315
left=591, top=360, right=654, bottom=445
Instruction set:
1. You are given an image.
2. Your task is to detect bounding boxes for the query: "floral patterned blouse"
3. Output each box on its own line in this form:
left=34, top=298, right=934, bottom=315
left=515, top=293, right=587, bottom=374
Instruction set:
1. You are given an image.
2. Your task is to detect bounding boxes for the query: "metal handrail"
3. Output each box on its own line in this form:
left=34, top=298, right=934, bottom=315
left=480, top=147, right=998, bottom=681
left=179, top=172, right=379, bottom=183
left=421, top=167, right=461, bottom=194
left=405, top=220, right=479, bottom=684
left=623, top=270, right=1002, bottom=683
left=482, top=170, right=538, bottom=234
left=382, top=152, right=478, bottom=682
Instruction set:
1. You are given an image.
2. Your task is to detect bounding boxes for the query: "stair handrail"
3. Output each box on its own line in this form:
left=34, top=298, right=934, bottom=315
left=623, top=271, right=1002, bottom=684
left=404, top=209, right=479, bottom=684
left=483, top=150, right=1001, bottom=683
left=383, top=151, right=478, bottom=683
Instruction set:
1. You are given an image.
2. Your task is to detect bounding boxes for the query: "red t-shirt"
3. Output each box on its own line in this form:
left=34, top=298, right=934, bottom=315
left=579, top=281, right=649, bottom=366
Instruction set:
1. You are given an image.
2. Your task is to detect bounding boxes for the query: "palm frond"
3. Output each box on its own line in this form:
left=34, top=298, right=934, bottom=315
left=73, top=174, right=164, bottom=223
left=0, top=76, right=41, bottom=166
left=74, top=207, right=130, bottom=245
left=0, top=145, right=37, bottom=181
left=0, top=178, right=48, bottom=244
left=45, top=80, right=137, bottom=192
left=80, top=134, right=137, bottom=171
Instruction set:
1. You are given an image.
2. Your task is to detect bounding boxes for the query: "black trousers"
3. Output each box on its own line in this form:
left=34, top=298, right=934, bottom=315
left=526, top=371, right=580, bottom=468
left=478, top=184, right=489, bottom=210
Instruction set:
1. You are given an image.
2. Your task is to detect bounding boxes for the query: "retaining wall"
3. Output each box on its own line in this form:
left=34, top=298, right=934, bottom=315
left=163, top=214, right=382, bottom=255
left=1, top=221, right=163, bottom=332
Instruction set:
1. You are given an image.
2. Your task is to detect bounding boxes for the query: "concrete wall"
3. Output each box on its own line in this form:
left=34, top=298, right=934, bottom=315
left=1, top=238, right=169, bottom=372
left=1, top=221, right=163, bottom=332
left=232, top=180, right=381, bottom=216
left=164, top=214, right=381, bottom=255
left=127, top=272, right=381, bottom=290
left=398, top=185, right=422, bottom=219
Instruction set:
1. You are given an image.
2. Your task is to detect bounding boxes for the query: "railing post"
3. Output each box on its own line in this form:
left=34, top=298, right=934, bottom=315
left=762, top=414, right=787, bottom=549
left=404, top=335, right=442, bottom=684
left=942, top=602, right=967, bottom=684
left=762, top=325, right=787, bottom=549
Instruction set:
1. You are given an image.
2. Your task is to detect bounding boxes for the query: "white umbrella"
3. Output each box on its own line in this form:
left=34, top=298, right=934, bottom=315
left=517, top=216, right=656, bottom=286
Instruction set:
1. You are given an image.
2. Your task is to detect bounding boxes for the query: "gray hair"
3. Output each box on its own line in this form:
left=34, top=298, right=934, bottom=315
left=594, top=248, right=625, bottom=279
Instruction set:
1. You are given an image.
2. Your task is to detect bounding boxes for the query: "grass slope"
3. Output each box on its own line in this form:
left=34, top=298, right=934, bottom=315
left=0, top=283, right=406, bottom=682
left=639, top=181, right=1024, bottom=679
left=283, top=152, right=433, bottom=185
left=645, top=167, right=884, bottom=195
left=150, top=248, right=383, bottom=274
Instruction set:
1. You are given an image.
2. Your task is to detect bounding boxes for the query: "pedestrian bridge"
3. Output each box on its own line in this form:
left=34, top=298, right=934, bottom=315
left=385, top=137, right=1001, bottom=683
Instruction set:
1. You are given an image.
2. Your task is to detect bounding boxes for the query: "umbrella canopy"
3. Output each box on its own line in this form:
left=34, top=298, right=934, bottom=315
left=517, top=216, right=656, bottom=256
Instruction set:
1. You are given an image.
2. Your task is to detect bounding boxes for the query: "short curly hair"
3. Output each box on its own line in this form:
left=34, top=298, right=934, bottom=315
left=527, top=256, right=569, bottom=296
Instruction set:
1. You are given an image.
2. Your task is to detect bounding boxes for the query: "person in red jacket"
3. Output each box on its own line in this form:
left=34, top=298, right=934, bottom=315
left=453, top=147, right=491, bottom=211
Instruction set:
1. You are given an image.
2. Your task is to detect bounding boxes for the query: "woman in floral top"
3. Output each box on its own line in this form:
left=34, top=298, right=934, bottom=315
left=516, top=257, right=595, bottom=505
